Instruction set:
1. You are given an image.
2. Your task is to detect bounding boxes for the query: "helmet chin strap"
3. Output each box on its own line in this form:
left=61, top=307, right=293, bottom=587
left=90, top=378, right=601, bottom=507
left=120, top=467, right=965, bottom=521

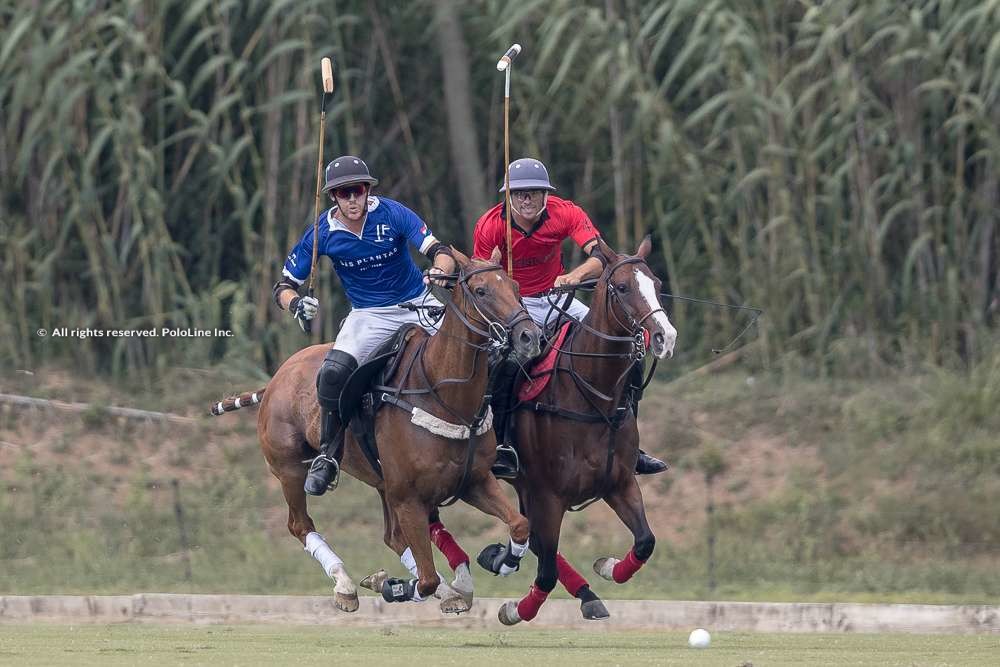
left=512, top=191, right=548, bottom=221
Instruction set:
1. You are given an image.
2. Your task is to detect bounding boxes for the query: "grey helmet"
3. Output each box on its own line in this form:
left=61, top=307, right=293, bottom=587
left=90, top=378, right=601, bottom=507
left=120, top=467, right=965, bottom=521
left=498, top=157, right=556, bottom=193
left=322, top=155, right=379, bottom=192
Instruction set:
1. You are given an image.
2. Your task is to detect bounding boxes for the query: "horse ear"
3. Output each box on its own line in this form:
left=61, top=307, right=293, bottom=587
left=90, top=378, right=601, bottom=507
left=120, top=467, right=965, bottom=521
left=449, top=246, right=471, bottom=267
left=636, top=234, right=652, bottom=259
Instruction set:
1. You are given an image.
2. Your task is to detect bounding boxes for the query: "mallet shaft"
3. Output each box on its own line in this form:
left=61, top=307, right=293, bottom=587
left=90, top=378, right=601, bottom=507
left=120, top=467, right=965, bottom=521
left=306, top=57, right=335, bottom=334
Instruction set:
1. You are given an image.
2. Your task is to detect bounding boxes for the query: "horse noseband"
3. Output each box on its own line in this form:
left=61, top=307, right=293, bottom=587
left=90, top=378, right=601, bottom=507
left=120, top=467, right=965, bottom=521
left=605, top=256, right=665, bottom=348
left=455, top=263, right=533, bottom=348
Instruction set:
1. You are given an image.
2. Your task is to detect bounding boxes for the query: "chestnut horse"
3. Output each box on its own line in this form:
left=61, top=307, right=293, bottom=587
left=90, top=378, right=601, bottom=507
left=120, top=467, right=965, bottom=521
left=475, top=236, right=677, bottom=624
left=211, top=250, right=542, bottom=613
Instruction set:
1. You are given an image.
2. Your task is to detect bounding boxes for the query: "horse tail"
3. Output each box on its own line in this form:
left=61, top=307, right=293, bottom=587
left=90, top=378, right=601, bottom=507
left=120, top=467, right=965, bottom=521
left=209, top=387, right=267, bottom=416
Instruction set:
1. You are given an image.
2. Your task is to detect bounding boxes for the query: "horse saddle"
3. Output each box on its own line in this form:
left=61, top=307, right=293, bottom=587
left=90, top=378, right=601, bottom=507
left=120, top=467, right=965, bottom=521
left=338, top=323, right=424, bottom=478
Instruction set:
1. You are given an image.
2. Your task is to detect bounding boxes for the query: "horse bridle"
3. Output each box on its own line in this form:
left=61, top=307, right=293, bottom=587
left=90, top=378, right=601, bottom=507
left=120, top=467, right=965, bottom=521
left=604, top=256, right=667, bottom=341
left=541, top=255, right=664, bottom=365
left=431, top=263, right=534, bottom=350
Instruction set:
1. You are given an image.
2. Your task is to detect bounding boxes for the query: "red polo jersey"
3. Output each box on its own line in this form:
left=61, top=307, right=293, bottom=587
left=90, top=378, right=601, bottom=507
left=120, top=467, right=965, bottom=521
left=472, top=195, right=600, bottom=296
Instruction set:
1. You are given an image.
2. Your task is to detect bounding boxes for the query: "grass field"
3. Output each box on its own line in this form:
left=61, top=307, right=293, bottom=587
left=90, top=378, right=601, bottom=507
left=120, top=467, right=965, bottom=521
left=1, top=625, right=997, bottom=666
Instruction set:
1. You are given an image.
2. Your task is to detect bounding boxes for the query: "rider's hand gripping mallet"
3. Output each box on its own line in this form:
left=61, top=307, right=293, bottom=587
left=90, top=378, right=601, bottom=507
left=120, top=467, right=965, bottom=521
left=305, top=56, right=335, bottom=335
left=497, top=43, right=521, bottom=276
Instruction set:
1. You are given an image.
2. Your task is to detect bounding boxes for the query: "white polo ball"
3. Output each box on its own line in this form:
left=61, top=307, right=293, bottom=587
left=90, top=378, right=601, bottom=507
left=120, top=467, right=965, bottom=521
left=688, top=628, right=711, bottom=649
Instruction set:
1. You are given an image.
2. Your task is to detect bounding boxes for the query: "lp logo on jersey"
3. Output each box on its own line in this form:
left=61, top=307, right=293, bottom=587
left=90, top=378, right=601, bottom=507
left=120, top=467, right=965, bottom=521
left=374, top=224, right=392, bottom=243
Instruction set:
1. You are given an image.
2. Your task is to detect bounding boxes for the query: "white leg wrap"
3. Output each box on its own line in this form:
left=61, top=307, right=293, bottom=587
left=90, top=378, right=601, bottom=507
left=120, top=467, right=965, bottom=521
left=400, top=547, right=419, bottom=577
left=452, top=562, right=473, bottom=595
left=500, top=538, right=530, bottom=576
left=509, top=538, right=529, bottom=558
left=400, top=548, right=440, bottom=602
left=305, top=532, right=344, bottom=579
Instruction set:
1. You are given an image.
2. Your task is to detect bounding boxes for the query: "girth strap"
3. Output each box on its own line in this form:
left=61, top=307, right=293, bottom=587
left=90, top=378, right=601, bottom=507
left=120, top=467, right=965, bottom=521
left=380, top=392, right=492, bottom=508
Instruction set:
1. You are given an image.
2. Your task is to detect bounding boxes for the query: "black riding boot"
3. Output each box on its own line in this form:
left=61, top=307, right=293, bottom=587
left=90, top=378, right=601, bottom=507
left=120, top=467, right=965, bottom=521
left=636, top=449, right=669, bottom=475
left=628, top=361, right=669, bottom=476
left=304, top=408, right=344, bottom=495
left=489, top=358, right=523, bottom=479
left=306, top=349, right=358, bottom=496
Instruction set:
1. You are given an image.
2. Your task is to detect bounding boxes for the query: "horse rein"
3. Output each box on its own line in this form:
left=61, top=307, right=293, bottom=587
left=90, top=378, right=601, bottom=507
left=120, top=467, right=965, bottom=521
left=422, top=263, right=534, bottom=350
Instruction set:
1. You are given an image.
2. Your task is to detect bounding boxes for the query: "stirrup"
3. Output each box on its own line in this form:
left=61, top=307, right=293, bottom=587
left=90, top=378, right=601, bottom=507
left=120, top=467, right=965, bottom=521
left=492, top=443, right=520, bottom=479
left=306, top=453, right=340, bottom=491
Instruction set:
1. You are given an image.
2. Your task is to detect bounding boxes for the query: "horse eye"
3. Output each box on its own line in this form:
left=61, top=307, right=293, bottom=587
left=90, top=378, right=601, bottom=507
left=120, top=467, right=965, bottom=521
left=475, top=286, right=488, bottom=297
left=616, top=283, right=628, bottom=293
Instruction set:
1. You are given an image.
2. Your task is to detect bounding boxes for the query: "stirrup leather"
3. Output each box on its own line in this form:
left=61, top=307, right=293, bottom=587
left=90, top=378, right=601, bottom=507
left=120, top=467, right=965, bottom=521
left=306, top=453, right=341, bottom=491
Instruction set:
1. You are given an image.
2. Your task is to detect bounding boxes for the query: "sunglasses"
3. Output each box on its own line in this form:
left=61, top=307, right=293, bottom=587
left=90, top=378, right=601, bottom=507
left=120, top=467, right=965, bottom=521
left=331, top=184, right=369, bottom=200
left=511, top=189, right=543, bottom=201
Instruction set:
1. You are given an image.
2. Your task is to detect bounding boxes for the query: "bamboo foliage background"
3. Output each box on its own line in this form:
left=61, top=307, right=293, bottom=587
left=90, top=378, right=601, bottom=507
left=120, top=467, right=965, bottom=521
left=2, top=0, right=998, bottom=376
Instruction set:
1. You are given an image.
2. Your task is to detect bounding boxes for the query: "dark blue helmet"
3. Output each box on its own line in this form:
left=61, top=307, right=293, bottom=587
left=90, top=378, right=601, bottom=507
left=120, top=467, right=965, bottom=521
left=322, top=156, right=379, bottom=192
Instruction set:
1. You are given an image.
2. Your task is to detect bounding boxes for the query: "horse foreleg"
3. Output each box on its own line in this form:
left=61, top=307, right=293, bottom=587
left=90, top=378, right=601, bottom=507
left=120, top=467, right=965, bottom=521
left=466, top=474, right=531, bottom=578
left=497, top=494, right=561, bottom=625
left=392, top=499, right=441, bottom=601
left=594, top=477, right=655, bottom=584
left=276, top=467, right=359, bottom=612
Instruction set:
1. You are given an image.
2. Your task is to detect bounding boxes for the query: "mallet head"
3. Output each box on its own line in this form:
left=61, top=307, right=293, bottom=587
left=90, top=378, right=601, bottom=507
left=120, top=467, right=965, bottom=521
left=321, top=57, right=334, bottom=93
left=496, top=44, right=522, bottom=71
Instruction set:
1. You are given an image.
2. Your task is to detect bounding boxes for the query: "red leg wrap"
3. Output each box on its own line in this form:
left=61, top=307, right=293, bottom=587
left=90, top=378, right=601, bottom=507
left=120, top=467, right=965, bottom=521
left=555, top=552, right=588, bottom=597
left=428, top=521, right=470, bottom=571
left=612, top=548, right=646, bottom=584
left=516, top=584, right=549, bottom=622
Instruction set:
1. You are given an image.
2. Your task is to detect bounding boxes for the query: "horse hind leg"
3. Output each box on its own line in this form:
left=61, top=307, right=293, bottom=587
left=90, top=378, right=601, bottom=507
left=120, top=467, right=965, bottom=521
left=554, top=552, right=609, bottom=620
left=427, top=510, right=474, bottom=609
left=594, top=477, right=655, bottom=584
left=276, top=465, right=359, bottom=612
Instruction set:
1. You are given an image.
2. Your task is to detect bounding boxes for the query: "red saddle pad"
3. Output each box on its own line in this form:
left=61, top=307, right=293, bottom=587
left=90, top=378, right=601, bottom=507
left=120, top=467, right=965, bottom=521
left=517, top=322, right=572, bottom=403
left=515, top=325, right=651, bottom=404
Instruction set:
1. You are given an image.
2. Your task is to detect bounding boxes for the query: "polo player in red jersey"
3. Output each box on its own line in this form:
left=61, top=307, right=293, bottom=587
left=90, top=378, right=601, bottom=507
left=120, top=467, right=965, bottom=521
left=473, top=157, right=668, bottom=479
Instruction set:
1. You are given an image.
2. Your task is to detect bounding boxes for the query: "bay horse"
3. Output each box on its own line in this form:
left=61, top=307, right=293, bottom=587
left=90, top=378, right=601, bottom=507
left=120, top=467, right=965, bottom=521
left=474, top=235, right=677, bottom=624
left=211, top=249, right=542, bottom=613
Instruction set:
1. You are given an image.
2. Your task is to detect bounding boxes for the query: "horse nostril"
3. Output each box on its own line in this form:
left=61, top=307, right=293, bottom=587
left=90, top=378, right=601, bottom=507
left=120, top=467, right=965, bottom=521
left=654, top=332, right=665, bottom=347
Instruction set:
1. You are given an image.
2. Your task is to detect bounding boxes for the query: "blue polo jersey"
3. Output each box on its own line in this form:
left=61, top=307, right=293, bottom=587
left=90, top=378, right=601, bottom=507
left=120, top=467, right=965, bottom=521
left=282, top=196, right=435, bottom=308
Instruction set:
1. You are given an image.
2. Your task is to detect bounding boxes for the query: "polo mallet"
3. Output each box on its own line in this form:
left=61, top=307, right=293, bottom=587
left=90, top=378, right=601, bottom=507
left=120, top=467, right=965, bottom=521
left=304, top=56, right=335, bottom=335
left=496, top=43, right=521, bottom=276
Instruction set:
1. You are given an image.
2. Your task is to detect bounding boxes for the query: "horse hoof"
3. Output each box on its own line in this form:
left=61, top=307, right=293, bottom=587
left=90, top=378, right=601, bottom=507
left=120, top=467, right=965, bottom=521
left=498, top=601, right=521, bottom=626
left=581, top=599, right=609, bottom=620
left=455, top=586, right=474, bottom=607
left=593, top=557, right=619, bottom=582
left=360, top=569, right=388, bottom=593
left=439, top=594, right=471, bottom=615
left=335, top=591, right=359, bottom=613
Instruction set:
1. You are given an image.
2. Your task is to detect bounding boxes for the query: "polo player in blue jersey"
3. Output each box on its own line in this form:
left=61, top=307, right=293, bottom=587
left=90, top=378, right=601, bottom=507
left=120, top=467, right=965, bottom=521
left=272, top=156, right=456, bottom=495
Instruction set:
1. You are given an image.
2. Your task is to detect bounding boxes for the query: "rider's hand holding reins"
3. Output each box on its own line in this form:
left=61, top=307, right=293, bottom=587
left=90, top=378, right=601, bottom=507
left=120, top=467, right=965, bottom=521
left=425, top=252, right=458, bottom=288
left=290, top=295, right=319, bottom=332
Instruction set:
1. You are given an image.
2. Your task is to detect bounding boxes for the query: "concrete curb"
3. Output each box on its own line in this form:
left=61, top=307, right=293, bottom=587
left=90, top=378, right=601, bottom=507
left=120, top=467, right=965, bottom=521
left=1, top=595, right=997, bottom=633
